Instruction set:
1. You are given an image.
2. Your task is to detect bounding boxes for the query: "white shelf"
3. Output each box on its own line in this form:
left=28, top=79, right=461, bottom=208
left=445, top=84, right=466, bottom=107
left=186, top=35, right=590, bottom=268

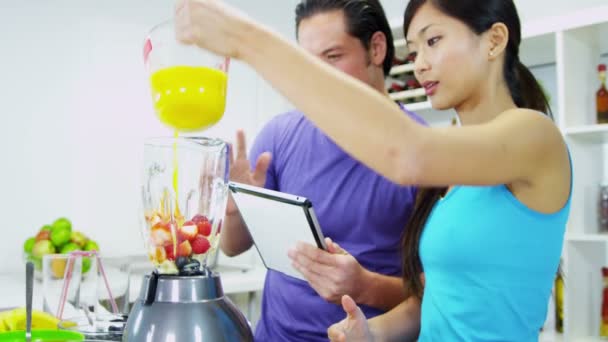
left=540, top=330, right=563, bottom=342
left=389, top=63, right=415, bottom=76
left=402, top=100, right=433, bottom=112
left=566, top=233, right=608, bottom=242
left=522, top=5, right=608, bottom=39
left=394, top=38, right=406, bottom=49
left=573, top=337, right=608, bottom=342
left=389, top=87, right=426, bottom=101
left=564, top=125, right=608, bottom=143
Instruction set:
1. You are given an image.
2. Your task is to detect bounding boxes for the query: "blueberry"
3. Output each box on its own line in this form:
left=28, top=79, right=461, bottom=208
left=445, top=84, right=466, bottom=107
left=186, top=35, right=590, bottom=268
left=179, top=259, right=202, bottom=275
left=175, top=256, right=189, bottom=270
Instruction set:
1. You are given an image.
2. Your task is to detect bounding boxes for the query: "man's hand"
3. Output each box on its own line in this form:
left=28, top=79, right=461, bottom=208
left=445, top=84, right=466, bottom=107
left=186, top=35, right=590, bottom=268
left=226, top=129, right=272, bottom=215
left=288, top=237, right=367, bottom=304
left=327, top=295, right=373, bottom=342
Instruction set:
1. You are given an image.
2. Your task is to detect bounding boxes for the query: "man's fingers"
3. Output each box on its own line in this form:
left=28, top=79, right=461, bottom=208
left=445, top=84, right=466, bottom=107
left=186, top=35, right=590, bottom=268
left=295, top=241, right=338, bottom=266
left=325, top=237, right=347, bottom=255
left=291, top=254, right=336, bottom=281
left=236, top=129, right=247, bottom=159
left=252, top=152, right=272, bottom=184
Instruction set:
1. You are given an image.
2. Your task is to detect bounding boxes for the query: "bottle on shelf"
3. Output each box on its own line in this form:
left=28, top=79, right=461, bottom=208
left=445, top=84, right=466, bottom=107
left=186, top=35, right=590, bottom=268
left=599, top=182, right=608, bottom=232
left=388, top=82, right=405, bottom=94
left=602, top=267, right=608, bottom=337
left=597, top=64, right=608, bottom=124
left=392, top=56, right=406, bottom=67
left=555, top=261, right=564, bottom=333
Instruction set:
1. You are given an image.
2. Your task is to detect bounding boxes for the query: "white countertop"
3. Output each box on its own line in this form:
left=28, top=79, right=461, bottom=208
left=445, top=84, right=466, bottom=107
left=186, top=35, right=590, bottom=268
left=0, top=263, right=266, bottom=311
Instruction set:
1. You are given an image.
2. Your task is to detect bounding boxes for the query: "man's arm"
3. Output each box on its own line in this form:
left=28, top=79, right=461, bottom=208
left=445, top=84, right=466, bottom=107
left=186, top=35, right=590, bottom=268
left=289, top=239, right=405, bottom=311
left=219, top=129, right=274, bottom=256
left=357, top=271, right=406, bottom=311
left=219, top=201, right=254, bottom=256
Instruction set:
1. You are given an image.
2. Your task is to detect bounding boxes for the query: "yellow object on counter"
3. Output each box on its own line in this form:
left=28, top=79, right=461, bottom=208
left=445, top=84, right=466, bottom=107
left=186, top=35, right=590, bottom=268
left=149, top=65, right=228, bottom=132
left=0, top=308, right=59, bottom=332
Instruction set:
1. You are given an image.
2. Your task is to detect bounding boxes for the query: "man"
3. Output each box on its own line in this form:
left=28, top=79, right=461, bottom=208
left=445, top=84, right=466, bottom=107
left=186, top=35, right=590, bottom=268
left=221, top=0, right=425, bottom=340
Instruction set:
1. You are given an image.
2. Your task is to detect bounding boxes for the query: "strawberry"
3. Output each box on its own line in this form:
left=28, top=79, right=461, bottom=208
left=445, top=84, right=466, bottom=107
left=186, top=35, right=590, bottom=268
left=164, top=243, right=176, bottom=261
left=192, top=214, right=208, bottom=224
left=197, top=220, right=212, bottom=237
left=191, top=235, right=211, bottom=255
left=177, top=240, right=192, bottom=257
left=178, top=221, right=198, bottom=241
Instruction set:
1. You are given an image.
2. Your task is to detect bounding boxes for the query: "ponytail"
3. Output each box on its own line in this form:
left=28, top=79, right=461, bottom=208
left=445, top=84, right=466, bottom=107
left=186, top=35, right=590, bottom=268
left=505, top=58, right=553, bottom=117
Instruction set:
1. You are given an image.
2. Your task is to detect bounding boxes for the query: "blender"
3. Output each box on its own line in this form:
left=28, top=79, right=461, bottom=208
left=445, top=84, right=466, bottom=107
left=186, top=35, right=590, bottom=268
left=122, top=20, right=253, bottom=341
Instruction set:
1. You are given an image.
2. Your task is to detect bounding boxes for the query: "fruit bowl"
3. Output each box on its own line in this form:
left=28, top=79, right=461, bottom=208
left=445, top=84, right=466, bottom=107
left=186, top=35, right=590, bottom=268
left=23, top=218, right=100, bottom=280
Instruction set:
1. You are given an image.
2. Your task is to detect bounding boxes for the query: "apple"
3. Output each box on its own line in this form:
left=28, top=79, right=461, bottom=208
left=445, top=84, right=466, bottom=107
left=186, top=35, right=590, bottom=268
left=32, top=240, right=56, bottom=258
left=70, top=231, right=88, bottom=247
left=84, top=240, right=100, bottom=252
left=52, top=218, right=72, bottom=233
left=23, top=237, right=36, bottom=254
left=35, top=230, right=50, bottom=242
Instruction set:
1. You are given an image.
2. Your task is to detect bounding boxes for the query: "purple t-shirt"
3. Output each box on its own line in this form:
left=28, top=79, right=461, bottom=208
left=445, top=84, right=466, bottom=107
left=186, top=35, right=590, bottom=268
left=250, top=106, right=425, bottom=341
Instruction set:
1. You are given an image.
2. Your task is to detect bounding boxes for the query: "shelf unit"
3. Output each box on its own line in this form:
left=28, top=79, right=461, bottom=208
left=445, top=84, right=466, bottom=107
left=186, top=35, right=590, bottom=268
left=390, top=4, right=608, bottom=341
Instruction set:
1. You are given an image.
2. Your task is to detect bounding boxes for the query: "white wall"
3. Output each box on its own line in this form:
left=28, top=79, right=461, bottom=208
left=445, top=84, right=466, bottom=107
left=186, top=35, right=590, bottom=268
left=1, top=0, right=606, bottom=273
left=0, top=0, right=296, bottom=272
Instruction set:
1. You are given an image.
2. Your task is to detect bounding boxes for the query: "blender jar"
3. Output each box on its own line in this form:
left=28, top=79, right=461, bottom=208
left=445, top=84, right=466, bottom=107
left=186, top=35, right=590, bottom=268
left=141, top=137, right=229, bottom=275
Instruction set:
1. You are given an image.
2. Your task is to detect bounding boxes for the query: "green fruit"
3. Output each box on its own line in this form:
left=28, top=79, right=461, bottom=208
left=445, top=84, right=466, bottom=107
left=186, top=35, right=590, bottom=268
left=70, top=231, right=88, bottom=247
left=23, top=237, right=36, bottom=254
left=84, top=240, right=99, bottom=251
left=25, top=254, right=42, bottom=270
left=40, top=225, right=53, bottom=232
left=50, top=226, right=71, bottom=248
left=32, top=240, right=56, bottom=258
left=52, top=218, right=72, bottom=233
left=60, top=242, right=80, bottom=254
left=82, top=257, right=92, bottom=273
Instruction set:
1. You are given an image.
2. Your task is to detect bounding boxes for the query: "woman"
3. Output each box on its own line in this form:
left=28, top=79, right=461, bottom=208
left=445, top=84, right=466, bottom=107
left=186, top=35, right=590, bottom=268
left=174, top=0, right=571, bottom=340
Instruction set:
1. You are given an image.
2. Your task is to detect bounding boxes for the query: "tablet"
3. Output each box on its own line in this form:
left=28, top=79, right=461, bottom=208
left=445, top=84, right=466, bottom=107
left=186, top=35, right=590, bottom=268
left=228, top=182, right=327, bottom=281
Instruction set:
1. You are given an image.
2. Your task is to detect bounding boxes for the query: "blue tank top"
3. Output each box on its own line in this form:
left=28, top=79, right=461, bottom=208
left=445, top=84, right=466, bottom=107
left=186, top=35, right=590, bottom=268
left=419, top=184, right=570, bottom=341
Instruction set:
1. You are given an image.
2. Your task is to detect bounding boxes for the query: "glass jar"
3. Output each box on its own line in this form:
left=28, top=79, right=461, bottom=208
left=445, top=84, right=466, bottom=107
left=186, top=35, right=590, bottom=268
left=141, top=137, right=229, bottom=275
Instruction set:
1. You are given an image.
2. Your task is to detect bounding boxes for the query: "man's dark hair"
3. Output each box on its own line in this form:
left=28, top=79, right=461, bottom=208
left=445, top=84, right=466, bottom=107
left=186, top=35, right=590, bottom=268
left=295, top=0, right=395, bottom=76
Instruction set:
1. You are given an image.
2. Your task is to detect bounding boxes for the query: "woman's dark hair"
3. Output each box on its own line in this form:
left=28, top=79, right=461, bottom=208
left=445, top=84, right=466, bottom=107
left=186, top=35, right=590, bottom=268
left=295, top=0, right=395, bottom=76
left=400, top=0, right=553, bottom=298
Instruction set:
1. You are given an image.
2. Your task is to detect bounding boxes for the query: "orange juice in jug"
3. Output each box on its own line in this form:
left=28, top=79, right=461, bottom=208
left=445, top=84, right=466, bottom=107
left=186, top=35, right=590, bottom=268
left=150, top=65, right=227, bottom=132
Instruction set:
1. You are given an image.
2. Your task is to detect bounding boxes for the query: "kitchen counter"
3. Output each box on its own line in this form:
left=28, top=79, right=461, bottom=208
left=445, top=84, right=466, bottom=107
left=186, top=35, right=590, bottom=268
left=0, top=262, right=266, bottom=311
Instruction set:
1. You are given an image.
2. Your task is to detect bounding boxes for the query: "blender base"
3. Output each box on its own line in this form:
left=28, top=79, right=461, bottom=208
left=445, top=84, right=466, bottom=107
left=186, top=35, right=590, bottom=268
left=123, top=272, right=253, bottom=342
